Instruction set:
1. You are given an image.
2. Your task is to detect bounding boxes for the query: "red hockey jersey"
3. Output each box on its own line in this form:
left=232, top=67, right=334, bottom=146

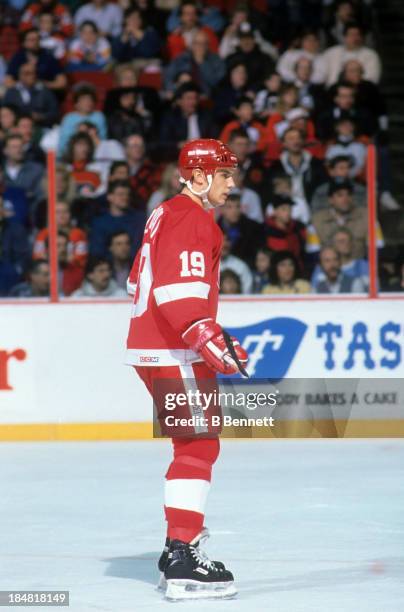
left=125, top=194, right=223, bottom=366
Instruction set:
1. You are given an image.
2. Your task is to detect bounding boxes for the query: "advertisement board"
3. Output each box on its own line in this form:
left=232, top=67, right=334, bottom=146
left=0, top=298, right=403, bottom=439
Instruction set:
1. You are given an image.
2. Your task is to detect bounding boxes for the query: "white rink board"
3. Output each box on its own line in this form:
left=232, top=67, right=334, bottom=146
left=0, top=299, right=403, bottom=424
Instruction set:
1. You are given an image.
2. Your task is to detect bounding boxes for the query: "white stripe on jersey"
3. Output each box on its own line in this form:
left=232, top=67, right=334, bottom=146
left=127, top=279, right=137, bottom=295
left=153, top=281, right=210, bottom=305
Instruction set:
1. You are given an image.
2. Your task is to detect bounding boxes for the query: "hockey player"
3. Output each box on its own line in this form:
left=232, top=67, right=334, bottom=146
left=125, top=139, right=248, bottom=600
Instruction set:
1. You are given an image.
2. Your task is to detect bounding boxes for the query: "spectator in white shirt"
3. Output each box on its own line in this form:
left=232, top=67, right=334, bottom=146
left=321, top=22, right=381, bottom=86
left=74, top=0, right=122, bottom=38
left=277, top=29, right=326, bottom=84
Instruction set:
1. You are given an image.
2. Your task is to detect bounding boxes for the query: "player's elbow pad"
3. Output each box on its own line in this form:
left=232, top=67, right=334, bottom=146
left=182, top=318, right=248, bottom=376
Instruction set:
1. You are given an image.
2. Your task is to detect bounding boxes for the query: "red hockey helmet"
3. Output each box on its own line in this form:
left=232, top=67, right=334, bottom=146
left=178, top=139, right=238, bottom=183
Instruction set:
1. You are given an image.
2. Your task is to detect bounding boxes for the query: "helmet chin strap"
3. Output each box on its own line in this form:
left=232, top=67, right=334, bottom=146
left=180, top=173, right=214, bottom=209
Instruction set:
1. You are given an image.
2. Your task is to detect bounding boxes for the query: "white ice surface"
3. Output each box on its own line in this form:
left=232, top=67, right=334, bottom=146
left=0, top=440, right=403, bottom=611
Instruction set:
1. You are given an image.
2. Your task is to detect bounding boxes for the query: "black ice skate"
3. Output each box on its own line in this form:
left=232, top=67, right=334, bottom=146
left=163, top=533, right=237, bottom=601
left=156, top=528, right=225, bottom=591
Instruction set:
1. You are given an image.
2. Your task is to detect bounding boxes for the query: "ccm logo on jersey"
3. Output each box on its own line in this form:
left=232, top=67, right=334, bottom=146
left=139, top=356, right=160, bottom=363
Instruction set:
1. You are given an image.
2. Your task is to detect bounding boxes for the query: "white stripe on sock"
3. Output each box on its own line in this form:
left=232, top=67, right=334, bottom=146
left=165, top=478, right=210, bottom=514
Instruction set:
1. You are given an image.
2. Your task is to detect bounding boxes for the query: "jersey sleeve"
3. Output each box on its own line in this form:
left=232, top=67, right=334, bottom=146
left=152, top=210, right=214, bottom=333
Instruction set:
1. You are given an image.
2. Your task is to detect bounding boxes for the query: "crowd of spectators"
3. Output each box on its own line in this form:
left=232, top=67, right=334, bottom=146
left=0, top=0, right=403, bottom=298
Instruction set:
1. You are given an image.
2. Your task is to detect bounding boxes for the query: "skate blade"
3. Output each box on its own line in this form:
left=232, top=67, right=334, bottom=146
left=156, top=572, right=167, bottom=592
left=165, top=579, right=237, bottom=601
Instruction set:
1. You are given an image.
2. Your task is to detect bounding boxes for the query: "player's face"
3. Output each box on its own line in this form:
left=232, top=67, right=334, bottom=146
left=209, top=169, right=236, bottom=207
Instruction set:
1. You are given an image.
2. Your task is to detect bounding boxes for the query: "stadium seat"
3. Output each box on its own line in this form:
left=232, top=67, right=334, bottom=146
left=0, top=26, right=19, bottom=61
left=137, top=68, right=162, bottom=91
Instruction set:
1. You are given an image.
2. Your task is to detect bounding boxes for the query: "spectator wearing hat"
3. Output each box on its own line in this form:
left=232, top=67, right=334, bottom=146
left=219, top=17, right=278, bottom=62
left=277, top=29, right=326, bottom=84
left=314, top=246, right=366, bottom=294
left=266, top=175, right=311, bottom=225
left=267, top=127, right=326, bottom=209
left=270, top=107, right=318, bottom=147
left=311, top=227, right=368, bottom=291
left=164, top=29, right=225, bottom=97
left=103, top=64, right=160, bottom=122
left=166, top=1, right=218, bottom=61
left=220, top=97, right=267, bottom=152
left=262, top=250, right=311, bottom=295
left=160, top=82, right=213, bottom=152
left=311, top=155, right=366, bottom=212
left=220, top=232, right=253, bottom=294
left=265, top=194, right=307, bottom=270
left=57, top=85, right=107, bottom=156
left=106, top=87, right=151, bottom=142
left=71, top=256, right=127, bottom=298
left=218, top=193, right=265, bottom=266
left=226, top=22, right=274, bottom=89
left=311, top=181, right=384, bottom=259
left=321, top=22, right=381, bottom=87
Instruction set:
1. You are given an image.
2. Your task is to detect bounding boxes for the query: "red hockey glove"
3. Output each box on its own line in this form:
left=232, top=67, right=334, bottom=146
left=182, top=318, right=249, bottom=376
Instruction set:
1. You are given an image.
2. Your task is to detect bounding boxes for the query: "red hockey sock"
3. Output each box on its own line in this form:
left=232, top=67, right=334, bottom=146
left=164, top=437, right=220, bottom=542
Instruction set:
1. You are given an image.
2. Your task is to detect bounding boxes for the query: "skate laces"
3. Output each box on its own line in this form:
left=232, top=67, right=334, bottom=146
left=190, top=545, right=215, bottom=570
